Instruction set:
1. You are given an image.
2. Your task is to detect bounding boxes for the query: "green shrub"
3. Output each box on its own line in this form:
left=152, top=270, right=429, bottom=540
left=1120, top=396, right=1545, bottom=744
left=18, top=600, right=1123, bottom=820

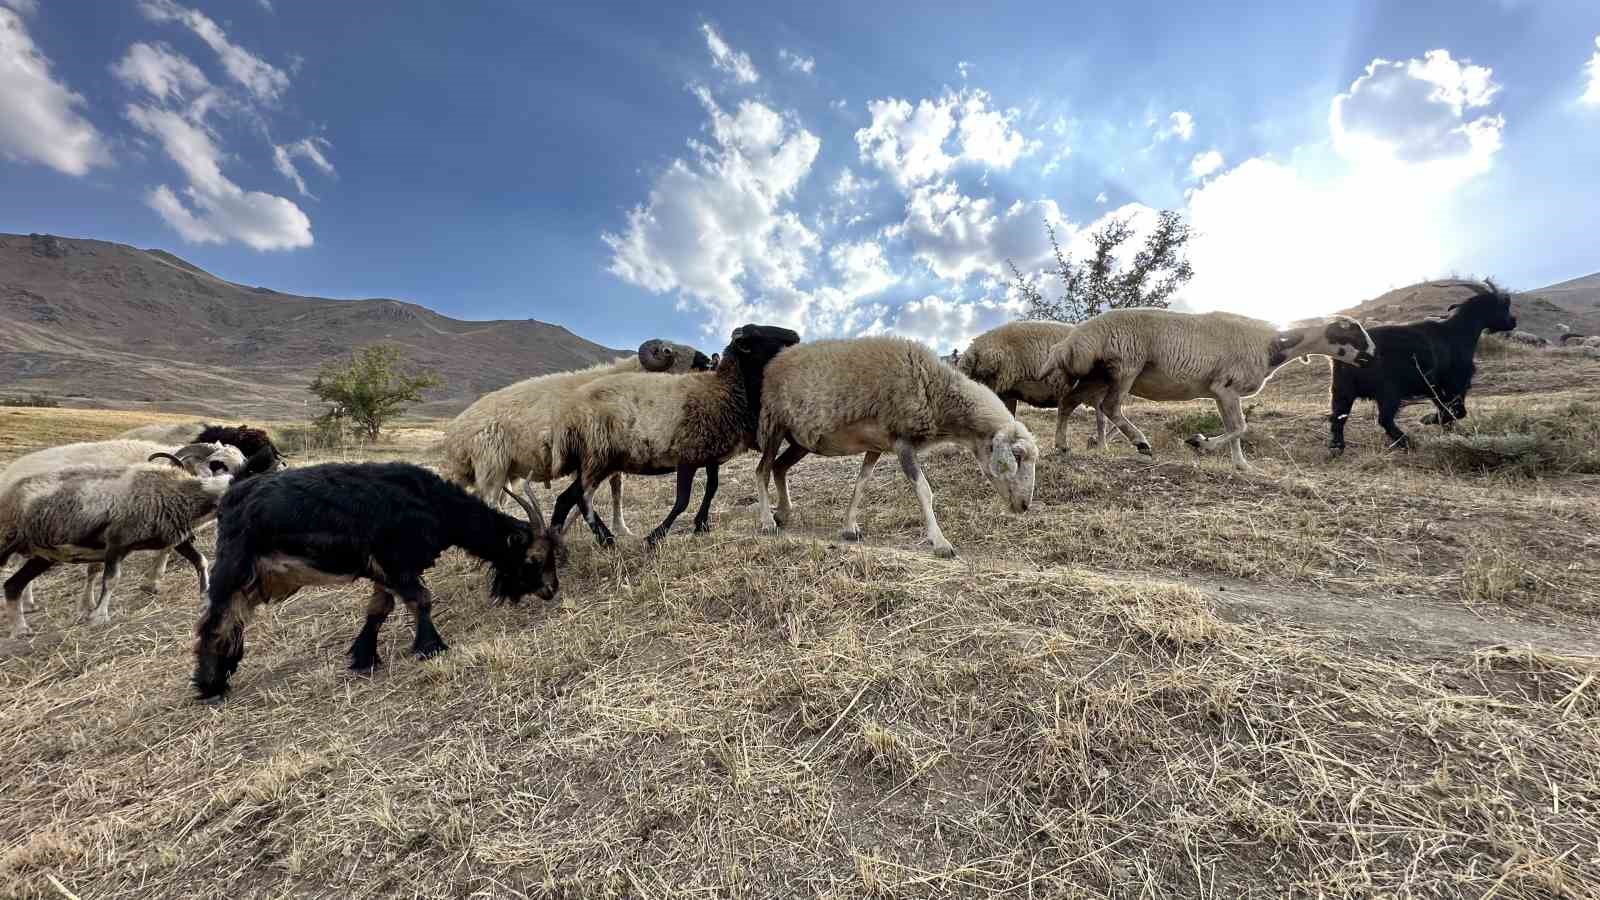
left=0, top=394, right=61, bottom=408
left=1417, top=403, right=1600, bottom=476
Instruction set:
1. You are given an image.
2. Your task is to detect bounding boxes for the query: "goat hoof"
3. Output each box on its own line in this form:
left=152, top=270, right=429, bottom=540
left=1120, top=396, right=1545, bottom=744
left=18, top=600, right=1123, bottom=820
left=772, top=510, right=791, bottom=527
left=692, top=521, right=712, bottom=535
left=1327, top=444, right=1345, bottom=459
left=349, top=654, right=383, bottom=672
left=1085, top=438, right=1103, bottom=450
left=931, top=544, right=957, bottom=560
left=759, top=522, right=781, bottom=536
left=1135, top=442, right=1154, bottom=457
left=413, top=642, right=447, bottom=662
left=840, top=527, right=865, bottom=542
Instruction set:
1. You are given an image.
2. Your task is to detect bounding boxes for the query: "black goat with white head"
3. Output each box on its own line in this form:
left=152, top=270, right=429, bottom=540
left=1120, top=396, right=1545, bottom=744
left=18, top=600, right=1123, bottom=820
left=1329, top=280, right=1517, bottom=455
left=191, top=462, right=565, bottom=700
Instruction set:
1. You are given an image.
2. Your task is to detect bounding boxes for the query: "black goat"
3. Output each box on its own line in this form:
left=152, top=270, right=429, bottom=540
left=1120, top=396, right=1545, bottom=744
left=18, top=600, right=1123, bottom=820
left=195, top=424, right=286, bottom=472
left=191, top=462, right=565, bottom=700
left=1329, top=281, right=1518, bottom=455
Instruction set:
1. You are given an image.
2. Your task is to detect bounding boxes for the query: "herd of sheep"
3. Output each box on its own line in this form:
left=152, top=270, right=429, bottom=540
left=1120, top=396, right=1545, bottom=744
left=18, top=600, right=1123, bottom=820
left=0, top=281, right=1522, bottom=699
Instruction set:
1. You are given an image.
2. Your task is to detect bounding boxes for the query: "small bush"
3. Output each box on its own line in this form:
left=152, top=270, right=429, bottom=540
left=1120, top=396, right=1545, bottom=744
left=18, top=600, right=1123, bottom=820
left=0, top=394, right=61, bottom=408
left=1417, top=403, right=1600, bottom=476
left=1165, top=409, right=1223, bottom=437
left=1475, top=334, right=1536, bottom=359
left=274, top=418, right=349, bottom=455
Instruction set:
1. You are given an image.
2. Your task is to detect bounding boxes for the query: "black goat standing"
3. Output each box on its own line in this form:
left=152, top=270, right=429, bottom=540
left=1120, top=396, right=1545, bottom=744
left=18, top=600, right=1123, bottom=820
left=1328, top=282, right=1518, bottom=455
left=192, top=462, right=565, bottom=700
left=195, top=424, right=286, bottom=472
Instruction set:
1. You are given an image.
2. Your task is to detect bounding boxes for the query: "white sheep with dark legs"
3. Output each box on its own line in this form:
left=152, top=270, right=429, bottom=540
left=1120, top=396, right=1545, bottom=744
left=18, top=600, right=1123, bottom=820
left=438, top=339, right=711, bottom=534
left=546, top=325, right=802, bottom=548
left=0, top=439, right=255, bottom=616
left=755, top=337, right=1040, bottom=559
left=1, top=459, right=233, bottom=637
left=958, top=320, right=1109, bottom=452
left=1041, top=309, right=1377, bottom=472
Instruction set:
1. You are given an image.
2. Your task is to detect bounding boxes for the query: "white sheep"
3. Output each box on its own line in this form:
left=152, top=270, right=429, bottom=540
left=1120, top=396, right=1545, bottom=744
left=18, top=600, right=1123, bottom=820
left=1041, top=308, right=1377, bottom=471
left=1502, top=330, right=1549, bottom=347
left=438, top=340, right=710, bottom=534
left=958, top=320, right=1108, bottom=451
left=754, top=336, right=1039, bottom=559
left=1, top=460, right=232, bottom=637
left=0, top=439, right=245, bottom=616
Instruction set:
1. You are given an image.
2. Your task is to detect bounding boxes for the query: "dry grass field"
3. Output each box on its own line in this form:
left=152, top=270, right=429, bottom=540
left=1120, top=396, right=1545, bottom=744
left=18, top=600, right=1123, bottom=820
left=3, top=340, right=1600, bottom=898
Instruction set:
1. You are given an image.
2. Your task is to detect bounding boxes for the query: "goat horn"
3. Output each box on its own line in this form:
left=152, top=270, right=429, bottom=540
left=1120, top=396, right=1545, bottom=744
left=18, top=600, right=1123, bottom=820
left=503, top=485, right=547, bottom=531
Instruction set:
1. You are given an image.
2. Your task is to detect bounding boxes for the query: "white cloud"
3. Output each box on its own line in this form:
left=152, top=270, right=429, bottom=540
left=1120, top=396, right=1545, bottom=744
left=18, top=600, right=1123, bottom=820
left=0, top=7, right=112, bottom=176
left=867, top=295, right=1017, bottom=351
left=831, top=168, right=875, bottom=205
left=1159, top=110, right=1194, bottom=141
left=887, top=181, right=1065, bottom=282
left=604, top=87, right=821, bottom=334
left=138, top=0, right=289, bottom=102
left=272, top=136, right=335, bottom=197
left=957, top=61, right=972, bottom=80
left=125, top=104, right=311, bottom=250
left=855, top=89, right=1039, bottom=189
left=257, top=0, right=273, bottom=11
left=112, top=42, right=209, bottom=103
left=1040, top=145, right=1070, bottom=177
left=1094, top=191, right=1108, bottom=204
left=778, top=48, right=814, bottom=75
left=0, top=0, right=38, bottom=15
left=1582, top=36, right=1600, bottom=105
left=701, top=23, right=758, bottom=84
left=1188, top=149, right=1223, bottom=180
left=1331, top=49, right=1502, bottom=176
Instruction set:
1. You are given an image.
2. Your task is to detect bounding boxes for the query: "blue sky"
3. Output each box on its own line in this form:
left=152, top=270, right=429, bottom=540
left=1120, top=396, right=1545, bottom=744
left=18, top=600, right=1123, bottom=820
left=3, top=0, right=1597, bottom=352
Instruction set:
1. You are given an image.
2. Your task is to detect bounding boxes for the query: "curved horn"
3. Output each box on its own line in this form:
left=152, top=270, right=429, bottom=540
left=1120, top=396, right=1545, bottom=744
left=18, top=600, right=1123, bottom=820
left=638, top=339, right=675, bottom=372
left=503, top=485, right=547, bottom=531
left=147, top=452, right=186, bottom=468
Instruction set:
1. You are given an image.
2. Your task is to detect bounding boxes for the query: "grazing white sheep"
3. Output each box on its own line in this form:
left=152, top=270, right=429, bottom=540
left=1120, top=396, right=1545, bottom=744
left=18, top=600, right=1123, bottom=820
left=1042, top=309, right=1377, bottom=471
left=438, top=340, right=710, bottom=534
left=755, top=337, right=1039, bottom=559
left=959, top=320, right=1108, bottom=451
left=1503, top=330, right=1549, bottom=347
left=1, top=460, right=232, bottom=637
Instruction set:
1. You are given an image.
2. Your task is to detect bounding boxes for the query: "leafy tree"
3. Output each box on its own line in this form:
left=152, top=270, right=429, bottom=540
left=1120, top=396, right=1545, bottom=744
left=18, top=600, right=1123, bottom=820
left=1007, top=209, right=1194, bottom=323
left=308, top=344, right=443, bottom=440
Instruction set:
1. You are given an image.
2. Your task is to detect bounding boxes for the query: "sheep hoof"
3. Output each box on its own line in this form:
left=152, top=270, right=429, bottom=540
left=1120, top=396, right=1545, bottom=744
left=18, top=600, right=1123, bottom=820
left=1085, top=438, right=1103, bottom=450
left=773, top=510, right=791, bottom=527
left=10, top=623, right=33, bottom=639
left=83, top=611, right=111, bottom=626
left=1135, top=442, right=1154, bottom=457
left=413, top=642, right=448, bottom=661
left=20, top=600, right=37, bottom=613
left=840, top=526, right=865, bottom=542
left=1327, top=444, right=1345, bottom=459
left=692, top=520, right=713, bottom=535
left=349, top=654, right=383, bottom=672
left=759, top=522, right=781, bottom=536
left=140, top=582, right=160, bottom=596
left=931, top=544, right=957, bottom=560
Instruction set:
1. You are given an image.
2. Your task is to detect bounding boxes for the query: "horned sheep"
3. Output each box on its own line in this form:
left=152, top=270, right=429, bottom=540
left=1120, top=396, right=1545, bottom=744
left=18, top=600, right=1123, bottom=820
left=958, top=320, right=1109, bottom=451
left=192, top=462, right=565, bottom=700
left=546, top=324, right=802, bottom=547
left=438, top=339, right=711, bottom=536
left=1042, top=308, right=1377, bottom=471
left=755, top=336, right=1040, bottom=559
left=2, top=459, right=234, bottom=637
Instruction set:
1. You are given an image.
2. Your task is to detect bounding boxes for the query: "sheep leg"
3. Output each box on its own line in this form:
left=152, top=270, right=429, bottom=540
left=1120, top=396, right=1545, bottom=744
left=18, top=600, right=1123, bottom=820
left=646, top=464, right=698, bottom=548
left=692, top=464, right=719, bottom=534
left=840, top=451, right=881, bottom=541
left=770, top=441, right=809, bottom=527
left=80, top=564, right=102, bottom=615
left=21, top=584, right=36, bottom=614
left=5, top=557, right=52, bottom=638
left=400, top=581, right=449, bottom=661
left=84, top=551, right=126, bottom=626
left=1186, top=392, right=1254, bottom=472
left=143, top=549, right=171, bottom=594
left=1376, top=393, right=1412, bottom=450
left=896, top=443, right=955, bottom=559
left=349, top=584, right=396, bottom=671
left=172, top=540, right=208, bottom=595
left=608, top=474, right=634, bottom=537
left=1002, top=397, right=1018, bottom=416
left=1328, top=383, right=1356, bottom=457
left=1057, top=382, right=1111, bottom=452
left=755, top=437, right=785, bottom=534
left=1098, top=373, right=1153, bottom=456
left=552, top=476, right=615, bottom=547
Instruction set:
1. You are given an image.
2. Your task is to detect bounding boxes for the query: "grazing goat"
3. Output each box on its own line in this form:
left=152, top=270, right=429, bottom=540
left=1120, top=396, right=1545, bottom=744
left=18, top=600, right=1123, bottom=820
left=191, top=463, right=565, bottom=700
left=438, top=340, right=711, bottom=536
left=117, top=422, right=287, bottom=472
left=755, top=337, right=1039, bottom=558
left=2, top=460, right=232, bottom=637
left=1044, top=309, right=1376, bottom=471
left=547, top=324, right=802, bottom=547
left=1329, top=281, right=1517, bottom=455
left=959, top=320, right=1108, bottom=451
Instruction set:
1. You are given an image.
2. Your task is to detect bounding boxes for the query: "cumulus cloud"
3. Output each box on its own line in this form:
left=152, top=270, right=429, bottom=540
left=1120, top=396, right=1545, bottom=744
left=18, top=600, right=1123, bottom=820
left=778, top=48, right=814, bottom=75
left=1331, top=49, right=1502, bottom=176
left=867, top=295, right=1017, bottom=351
left=701, top=23, right=758, bottom=84
left=603, top=87, right=821, bottom=333
left=112, top=41, right=209, bottom=103
left=1159, top=110, right=1194, bottom=141
left=1582, top=36, right=1600, bottom=105
left=887, top=182, right=1065, bottom=282
left=1188, top=149, right=1223, bottom=180
left=138, top=0, right=289, bottom=102
left=855, top=89, right=1038, bottom=188
left=1094, top=191, right=1108, bottom=204
left=0, top=6, right=112, bottom=175
left=957, top=61, right=972, bottom=80
left=272, top=136, right=335, bottom=197
left=0, top=0, right=38, bottom=15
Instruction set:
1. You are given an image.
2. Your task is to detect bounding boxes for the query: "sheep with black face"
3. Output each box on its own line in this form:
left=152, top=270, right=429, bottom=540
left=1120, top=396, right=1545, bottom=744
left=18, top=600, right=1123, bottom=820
left=191, top=462, right=565, bottom=700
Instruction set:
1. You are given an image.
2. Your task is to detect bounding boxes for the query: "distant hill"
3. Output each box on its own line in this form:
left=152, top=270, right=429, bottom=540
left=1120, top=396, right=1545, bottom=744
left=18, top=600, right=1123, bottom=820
left=1334, top=274, right=1600, bottom=339
left=0, top=233, right=630, bottom=419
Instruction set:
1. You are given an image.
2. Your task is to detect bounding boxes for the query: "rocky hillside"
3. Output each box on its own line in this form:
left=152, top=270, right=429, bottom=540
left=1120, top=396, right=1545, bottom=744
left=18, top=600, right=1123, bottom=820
left=0, top=233, right=628, bottom=418
left=1336, top=275, right=1600, bottom=338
